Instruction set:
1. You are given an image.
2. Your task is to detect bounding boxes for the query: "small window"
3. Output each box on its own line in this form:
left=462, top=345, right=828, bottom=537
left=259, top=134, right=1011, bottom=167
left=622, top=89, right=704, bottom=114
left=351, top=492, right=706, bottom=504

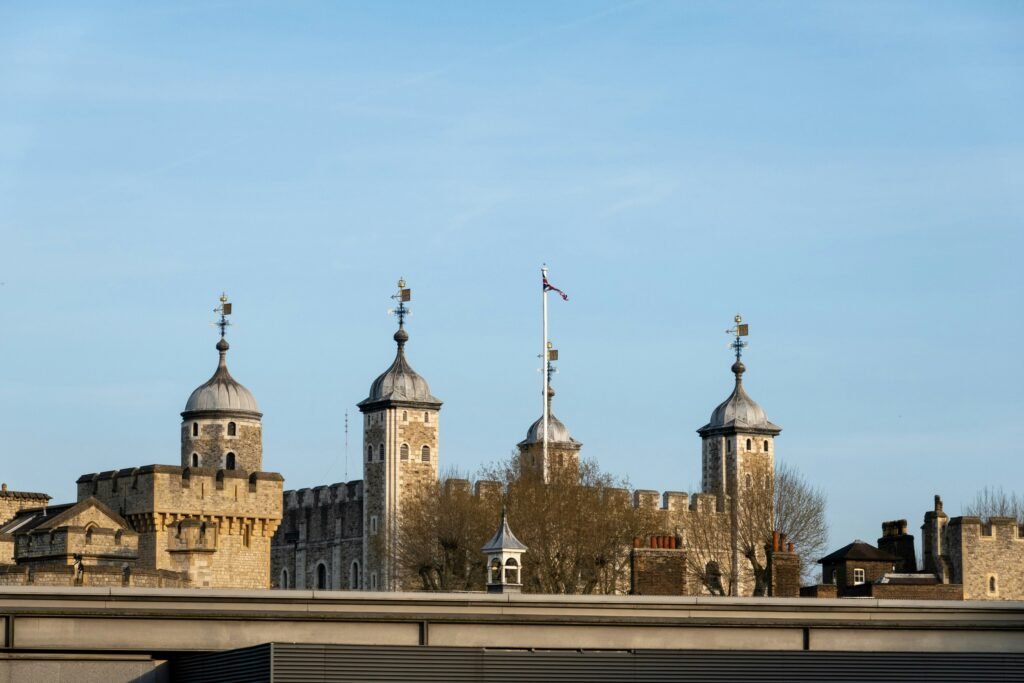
left=402, top=411, right=408, bottom=422
left=191, top=453, right=199, bottom=467
left=85, top=527, right=94, bottom=544
left=763, top=440, right=769, bottom=451
left=400, top=444, right=409, bottom=460
left=989, top=575, right=998, bottom=594
left=726, top=440, right=732, bottom=453
left=424, top=412, right=429, bottom=423
left=377, top=444, right=385, bottom=461
left=504, top=557, right=519, bottom=584
left=281, top=568, right=289, bottom=589
left=192, top=423, right=199, bottom=437
left=317, top=563, right=328, bottom=590
left=853, top=568, right=865, bottom=585
left=370, top=515, right=378, bottom=535
left=227, top=422, right=236, bottom=436
left=226, top=452, right=236, bottom=470
left=746, top=438, right=752, bottom=451
left=981, top=523, right=993, bottom=537
left=350, top=561, right=360, bottom=589
left=421, top=445, right=431, bottom=462
left=366, top=446, right=373, bottom=462
left=745, top=473, right=752, bottom=489
left=370, top=572, right=378, bottom=590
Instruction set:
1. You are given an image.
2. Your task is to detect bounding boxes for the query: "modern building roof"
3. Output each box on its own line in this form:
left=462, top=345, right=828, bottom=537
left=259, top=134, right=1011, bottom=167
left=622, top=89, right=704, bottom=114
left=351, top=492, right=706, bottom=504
left=698, top=360, right=781, bottom=436
left=359, top=326, right=441, bottom=409
left=183, top=338, right=261, bottom=418
left=482, top=510, right=528, bottom=553
left=818, top=540, right=900, bottom=565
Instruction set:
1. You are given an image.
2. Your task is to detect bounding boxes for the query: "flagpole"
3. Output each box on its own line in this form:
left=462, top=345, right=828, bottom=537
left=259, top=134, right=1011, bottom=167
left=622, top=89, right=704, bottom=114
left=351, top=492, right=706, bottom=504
left=541, top=263, right=549, bottom=483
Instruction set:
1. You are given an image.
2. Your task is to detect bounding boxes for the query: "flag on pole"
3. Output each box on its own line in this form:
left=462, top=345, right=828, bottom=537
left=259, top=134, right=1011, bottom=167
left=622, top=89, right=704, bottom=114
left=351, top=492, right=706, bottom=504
left=543, top=275, right=569, bottom=301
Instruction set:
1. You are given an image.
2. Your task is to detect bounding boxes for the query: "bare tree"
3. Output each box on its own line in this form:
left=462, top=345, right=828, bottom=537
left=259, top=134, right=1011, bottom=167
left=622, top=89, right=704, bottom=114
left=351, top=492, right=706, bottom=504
left=965, top=486, right=1024, bottom=522
left=682, top=495, right=737, bottom=596
left=774, top=461, right=828, bottom=583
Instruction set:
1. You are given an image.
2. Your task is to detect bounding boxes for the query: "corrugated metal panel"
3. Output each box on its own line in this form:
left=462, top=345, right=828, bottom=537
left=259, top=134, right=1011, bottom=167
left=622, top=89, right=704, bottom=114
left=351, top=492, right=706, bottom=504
left=265, top=644, right=1024, bottom=683
left=173, top=643, right=272, bottom=683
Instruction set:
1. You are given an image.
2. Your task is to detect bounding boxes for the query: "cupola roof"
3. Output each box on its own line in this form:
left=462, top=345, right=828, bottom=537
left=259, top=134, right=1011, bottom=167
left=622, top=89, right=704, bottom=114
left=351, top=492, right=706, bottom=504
left=482, top=509, right=528, bottom=553
left=358, top=325, right=441, bottom=410
left=182, top=337, right=261, bottom=418
left=517, top=386, right=581, bottom=448
left=698, top=359, right=780, bottom=436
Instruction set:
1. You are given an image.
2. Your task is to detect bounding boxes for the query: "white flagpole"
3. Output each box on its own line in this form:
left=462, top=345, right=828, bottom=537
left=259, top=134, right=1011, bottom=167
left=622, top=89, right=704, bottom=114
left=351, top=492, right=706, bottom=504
left=541, top=264, right=549, bottom=483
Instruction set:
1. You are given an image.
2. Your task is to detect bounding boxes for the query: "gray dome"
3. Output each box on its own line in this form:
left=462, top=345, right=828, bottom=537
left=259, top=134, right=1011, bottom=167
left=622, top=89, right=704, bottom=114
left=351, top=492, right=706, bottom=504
left=359, top=329, right=441, bottom=408
left=182, top=340, right=261, bottom=417
left=698, top=360, right=780, bottom=435
left=519, top=412, right=581, bottom=447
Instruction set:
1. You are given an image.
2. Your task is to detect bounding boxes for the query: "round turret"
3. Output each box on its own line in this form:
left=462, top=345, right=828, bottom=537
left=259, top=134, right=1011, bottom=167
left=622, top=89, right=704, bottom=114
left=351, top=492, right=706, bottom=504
left=182, top=339, right=261, bottom=418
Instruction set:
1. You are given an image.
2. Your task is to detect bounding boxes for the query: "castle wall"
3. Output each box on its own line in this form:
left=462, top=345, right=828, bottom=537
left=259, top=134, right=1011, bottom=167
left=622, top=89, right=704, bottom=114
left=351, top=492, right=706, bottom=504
left=77, top=465, right=283, bottom=589
left=0, top=489, right=51, bottom=526
left=948, top=516, right=1024, bottom=600
left=273, top=482, right=364, bottom=591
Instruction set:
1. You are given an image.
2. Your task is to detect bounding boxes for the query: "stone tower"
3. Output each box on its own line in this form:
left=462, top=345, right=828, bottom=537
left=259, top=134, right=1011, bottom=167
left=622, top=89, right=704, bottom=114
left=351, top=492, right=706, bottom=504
left=357, top=283, right=442, bottom=591
left=180, top=337, right=263, bottom=473
left=518, top=385, right=582, bottom=480
left=697, top=333, right=781, bottom=595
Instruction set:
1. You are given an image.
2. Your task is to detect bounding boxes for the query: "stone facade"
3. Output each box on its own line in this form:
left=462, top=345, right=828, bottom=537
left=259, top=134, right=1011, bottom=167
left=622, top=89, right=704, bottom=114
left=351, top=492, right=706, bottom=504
left=272, top=481, right=364, bottom=590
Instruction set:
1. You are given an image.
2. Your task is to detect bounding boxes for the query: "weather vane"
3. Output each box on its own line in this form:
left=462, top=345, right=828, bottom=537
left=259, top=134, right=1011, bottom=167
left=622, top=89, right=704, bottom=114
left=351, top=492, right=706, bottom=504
left=545, top=340, right=558, bottom=384
left=725, top=313, right=748, bottom=361
left=214, top=293, right=232, bottom=338
left=388, top=278, right=412, bottom=327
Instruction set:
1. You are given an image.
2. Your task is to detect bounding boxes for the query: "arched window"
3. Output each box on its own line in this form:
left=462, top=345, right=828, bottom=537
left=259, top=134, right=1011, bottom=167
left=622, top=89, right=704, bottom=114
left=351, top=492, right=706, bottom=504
left=281, top=568, right=289, bottom=589
left=226, top=452, right=236, bottom=470
left=421, top=445, right=431, bottom=462
left=350, top=561, right=361, bottom=589
left=192, top=423, right=199, bottom=437
left=400, top=444, right=409, bottom=460
left=489, top=558, right=501, bottom=584
left=989, top=575, right=998, bottom=593
left=504, top=557, right=519, bottom=584
left=227, top=422, right=236, bottom=436
left=377, top=444, right=385, bottom=461
left=366, top=446, right=373, bottom=462
left=402, top=411, right=408, bottom=422
left=191, top=453, right=199, bottom=467
left=746, top=438, right=752, bottom=451
left=424, top=412, right=429, bottom=423
left=317, top=563, right=328, bottom=590
left=745, top=473, right=752, bottom=489
left=85, top=526, right=94, bottom=544
left=764, top=440, right=769, bottom=451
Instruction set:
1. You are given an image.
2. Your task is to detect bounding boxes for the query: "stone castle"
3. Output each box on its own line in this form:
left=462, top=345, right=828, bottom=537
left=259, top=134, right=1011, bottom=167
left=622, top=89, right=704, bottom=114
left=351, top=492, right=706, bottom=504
left=0, top=289, right=1020, bottom=599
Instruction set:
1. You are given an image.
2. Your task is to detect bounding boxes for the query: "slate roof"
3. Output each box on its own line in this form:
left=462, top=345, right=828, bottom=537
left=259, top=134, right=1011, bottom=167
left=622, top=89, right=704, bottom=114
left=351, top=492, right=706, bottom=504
left=818, top=540, right=900, bottom=565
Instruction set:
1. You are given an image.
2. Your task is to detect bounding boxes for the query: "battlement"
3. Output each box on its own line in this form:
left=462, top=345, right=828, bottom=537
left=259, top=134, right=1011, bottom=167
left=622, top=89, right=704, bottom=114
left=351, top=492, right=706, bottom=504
left=76, top=465, right=284, bottom=522
left=950, top=515, right=1024, bottom=539
left=284, top=480, right=365, bottom=510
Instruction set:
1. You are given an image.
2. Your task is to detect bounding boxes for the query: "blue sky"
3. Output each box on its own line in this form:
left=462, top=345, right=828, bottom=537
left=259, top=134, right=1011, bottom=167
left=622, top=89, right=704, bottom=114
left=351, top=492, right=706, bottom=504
left=1, top=1, right=1021, bottom=557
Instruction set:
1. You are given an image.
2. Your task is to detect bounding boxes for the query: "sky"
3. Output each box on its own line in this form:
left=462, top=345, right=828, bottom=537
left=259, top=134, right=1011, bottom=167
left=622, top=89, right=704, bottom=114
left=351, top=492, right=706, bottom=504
left=1, top=1, right=1022, bottom=558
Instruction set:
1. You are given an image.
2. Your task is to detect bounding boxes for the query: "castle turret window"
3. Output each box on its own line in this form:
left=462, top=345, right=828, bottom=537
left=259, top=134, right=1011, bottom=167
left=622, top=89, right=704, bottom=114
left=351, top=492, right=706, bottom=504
left=366, top=446, right=372, bottom=462
left=989, top=575, right=998, bottom=594
left=191, top=453, right=199, bottom=467
left=377, top=444, right=385, bottom=461
left=281, top=568, right=289, bottom=589
left=746, top=438, right=752, bottom=451
left=227, top=422, right=236, bottom=436
left=421, top=445, right=431, bottom=462
left=400, top=444, right=409, bottom=460
left=192, top=423, right=198, bottom=437
left=226, top=453, right=236, bottom=470
left=424, top=412, right=429, bottom=423
left=316, top=563, right=328, bottom=590
left=763, top=440, right=769, bottom=451
left=402, top=411, right=408, bottom=422
left=350, top=560, right=360, bottom=589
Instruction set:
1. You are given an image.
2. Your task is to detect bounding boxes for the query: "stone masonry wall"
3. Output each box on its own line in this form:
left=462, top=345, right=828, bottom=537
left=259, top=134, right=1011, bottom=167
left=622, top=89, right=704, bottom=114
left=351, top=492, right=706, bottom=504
left=0, top=490, right=51, bottom=527
left=949, top=516, right=1024, bottom=600
left=180, top=418, right=262, bottom=473
left=77, top=465, right=283, bottom=589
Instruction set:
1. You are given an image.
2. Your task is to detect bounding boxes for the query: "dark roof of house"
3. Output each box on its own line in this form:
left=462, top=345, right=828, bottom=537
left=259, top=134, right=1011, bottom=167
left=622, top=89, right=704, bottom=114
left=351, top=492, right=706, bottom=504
left=818, top=540, right=900, bottom=565
left=0, top=498, right=129, bottom=537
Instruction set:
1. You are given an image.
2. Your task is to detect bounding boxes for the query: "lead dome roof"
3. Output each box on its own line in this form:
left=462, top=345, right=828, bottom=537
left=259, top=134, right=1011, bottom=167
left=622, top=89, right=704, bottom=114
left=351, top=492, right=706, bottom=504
left=358, top=327, right=442, bottom=409
left=182, top=338, right=261, bottom=418
left=697, top=360, right=780, bottom=436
